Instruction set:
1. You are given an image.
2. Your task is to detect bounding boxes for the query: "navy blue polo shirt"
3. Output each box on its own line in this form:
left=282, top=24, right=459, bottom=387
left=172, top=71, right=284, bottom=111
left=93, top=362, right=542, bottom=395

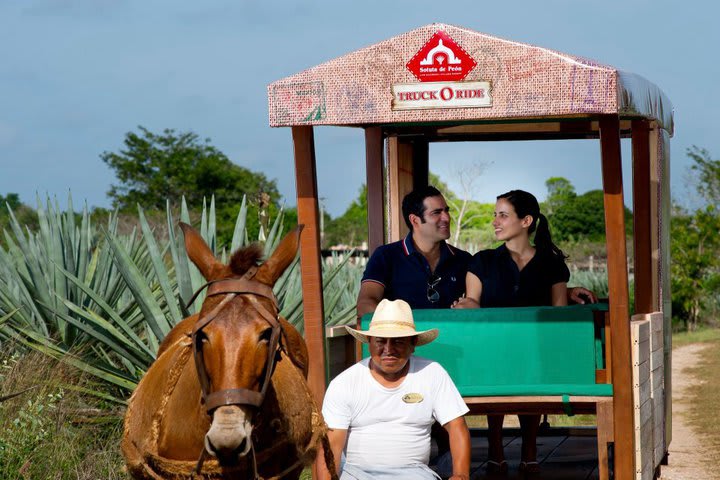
left=468, top=244, right=570, bottom=307
left=361, top=235, right=472, bottom=309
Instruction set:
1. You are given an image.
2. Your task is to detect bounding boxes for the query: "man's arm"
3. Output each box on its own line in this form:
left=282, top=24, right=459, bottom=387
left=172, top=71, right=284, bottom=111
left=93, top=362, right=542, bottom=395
left=315, top=428, right=347, bottom=480
left=356, top=281, right=385, bottom=318
left=444, top=416, right=471, bottom=480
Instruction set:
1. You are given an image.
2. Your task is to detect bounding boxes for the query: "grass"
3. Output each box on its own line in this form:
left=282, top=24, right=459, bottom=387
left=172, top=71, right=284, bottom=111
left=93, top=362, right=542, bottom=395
left=671, top=326, right=720, bottom=348
left=0, top=349, right=127, bottom=480
left=681, top=330, right=720, bottom=468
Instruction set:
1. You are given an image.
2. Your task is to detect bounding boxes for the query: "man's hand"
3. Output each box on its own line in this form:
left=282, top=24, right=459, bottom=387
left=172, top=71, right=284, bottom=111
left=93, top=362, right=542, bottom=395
left=568, top=286, right=598, bottom=304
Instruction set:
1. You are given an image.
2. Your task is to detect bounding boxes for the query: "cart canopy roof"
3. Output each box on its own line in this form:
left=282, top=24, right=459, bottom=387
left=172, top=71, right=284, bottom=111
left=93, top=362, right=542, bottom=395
left=267, top=23, right=673, bottom=134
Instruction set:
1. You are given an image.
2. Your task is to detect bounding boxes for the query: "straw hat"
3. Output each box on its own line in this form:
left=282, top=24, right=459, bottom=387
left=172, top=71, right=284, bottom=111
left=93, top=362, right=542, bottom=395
left=346, top=299, right=439, bottom=346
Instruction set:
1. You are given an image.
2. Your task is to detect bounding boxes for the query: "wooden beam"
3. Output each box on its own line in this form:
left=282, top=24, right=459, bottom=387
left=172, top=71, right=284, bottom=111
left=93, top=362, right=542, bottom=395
left=648, top=125, right=661, bottom=312
left=597, top=399, right=615, bottom=480
left=632, top=120, right=653, bottom=314
left=412, top=138, right=429, bottom=190
left=364, top=127, right=385, bottom=254
left=291, top=126, right=326, bottom=412
left=387, top=137, right=415, bottom=242
left=598, top=115, right=635, bottom=479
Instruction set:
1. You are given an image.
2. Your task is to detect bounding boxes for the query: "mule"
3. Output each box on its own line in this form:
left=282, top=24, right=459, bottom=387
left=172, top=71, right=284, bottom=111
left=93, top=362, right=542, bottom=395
left=122, top=223, right=335, bottom=479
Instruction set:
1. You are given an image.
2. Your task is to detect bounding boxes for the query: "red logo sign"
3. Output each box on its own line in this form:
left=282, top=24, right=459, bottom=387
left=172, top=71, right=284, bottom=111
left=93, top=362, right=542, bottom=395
left=406, top=31, right=477, bottom=82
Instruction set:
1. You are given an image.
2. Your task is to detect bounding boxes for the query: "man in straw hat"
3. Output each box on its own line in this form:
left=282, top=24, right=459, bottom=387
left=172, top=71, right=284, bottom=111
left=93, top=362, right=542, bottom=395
left=316, top=299, right=470, bottom=480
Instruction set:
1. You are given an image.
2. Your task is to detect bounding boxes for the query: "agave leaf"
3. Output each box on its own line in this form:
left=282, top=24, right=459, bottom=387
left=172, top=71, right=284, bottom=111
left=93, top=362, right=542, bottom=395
left=61, top=384, right=127, bottom=406
left=48, top=299, right=153, bottom=366
left=167, top=201, right=193, bottom=309
left=208, top=196, right=216, bottom=253
left=263, top=208, right=284, bottom=257
left=5, top=326, right=138, bottom=391
left=230, top=195, right=248, bottom=252
left=103, top=228, right=172, bottom=340
left=138, top=206, right=183, bottom=324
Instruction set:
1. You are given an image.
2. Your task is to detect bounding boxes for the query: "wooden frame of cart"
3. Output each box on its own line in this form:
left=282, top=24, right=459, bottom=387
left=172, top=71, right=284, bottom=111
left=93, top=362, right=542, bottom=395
left=267, top=23, right=673, bottom=480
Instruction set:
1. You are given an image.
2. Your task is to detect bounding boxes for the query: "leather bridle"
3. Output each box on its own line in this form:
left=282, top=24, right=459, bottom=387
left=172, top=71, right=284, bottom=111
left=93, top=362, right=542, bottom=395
left=190, top=265, right=283, bottom=415
left=189, top=265, right=286, bottom=477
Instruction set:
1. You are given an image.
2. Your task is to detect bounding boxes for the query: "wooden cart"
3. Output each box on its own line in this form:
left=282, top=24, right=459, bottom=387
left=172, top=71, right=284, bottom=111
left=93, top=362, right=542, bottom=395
left=267, top=23, right=673, bottom=480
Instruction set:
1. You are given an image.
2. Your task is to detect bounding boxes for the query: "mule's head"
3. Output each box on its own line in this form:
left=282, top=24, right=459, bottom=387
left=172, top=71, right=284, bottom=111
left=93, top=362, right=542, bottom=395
left=180, top=223, right=301, bottom=462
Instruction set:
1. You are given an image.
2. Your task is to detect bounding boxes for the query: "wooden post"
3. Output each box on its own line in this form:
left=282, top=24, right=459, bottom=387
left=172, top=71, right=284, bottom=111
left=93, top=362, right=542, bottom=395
left=412, top=138, right=429, bottom=190
left=599, top=115, right=635, bottom=479
left=597, top=398, right=615, bottom=480
left=291, top=126, right=327, bottom=410
left=632, top=120, right=653, bottom=314
left=365, top=127, right=385, bottom=254
left=387, top=137, right=416, bottom=242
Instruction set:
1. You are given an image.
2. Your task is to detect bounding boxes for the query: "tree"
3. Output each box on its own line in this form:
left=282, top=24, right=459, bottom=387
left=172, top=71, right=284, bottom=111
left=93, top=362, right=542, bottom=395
left=445, top=160, right=490, bottom=245
left=671, top=205, right=720, bottom=330
left=101, top=126, right=281, bottom=245
left=544, top=177, right=576, bottom=216
left=670, top=147, right=720, bottom=330
left=323, top=185, right=367, bottom=248
left=687, top=146, right=720, bottom=207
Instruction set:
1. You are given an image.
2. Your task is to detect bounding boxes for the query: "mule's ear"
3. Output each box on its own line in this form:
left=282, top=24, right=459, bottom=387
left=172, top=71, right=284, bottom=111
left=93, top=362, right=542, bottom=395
left=256, top=225, right=304, bottom=286
left=179, top=222, right=221, bottom=280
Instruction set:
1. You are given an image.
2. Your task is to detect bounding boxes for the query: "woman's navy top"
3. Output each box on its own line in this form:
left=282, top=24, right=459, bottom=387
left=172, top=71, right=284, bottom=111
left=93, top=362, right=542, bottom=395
left=468, top=244, right=570, bottom=307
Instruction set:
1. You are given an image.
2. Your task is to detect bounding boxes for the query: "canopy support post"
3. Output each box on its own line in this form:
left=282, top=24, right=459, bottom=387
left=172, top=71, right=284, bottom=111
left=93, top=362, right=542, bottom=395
left=632, top=120, right=653, bottom=314
left=387, top=136, right=429, bottom=242
left=365, top=127, right=385, bottom=254
left=291, top=126, right=327, bottom=412
left=599, top=114, right=635, bottom=479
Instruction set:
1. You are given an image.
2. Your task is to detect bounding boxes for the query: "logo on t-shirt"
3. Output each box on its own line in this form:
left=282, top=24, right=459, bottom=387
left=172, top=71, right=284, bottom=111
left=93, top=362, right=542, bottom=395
left=402, top=393, right=424, bottom=403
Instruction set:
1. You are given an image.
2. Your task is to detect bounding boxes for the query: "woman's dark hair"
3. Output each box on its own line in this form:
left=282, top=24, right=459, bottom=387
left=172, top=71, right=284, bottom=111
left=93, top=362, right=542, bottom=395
left=497, top=189, right=567, bottom=259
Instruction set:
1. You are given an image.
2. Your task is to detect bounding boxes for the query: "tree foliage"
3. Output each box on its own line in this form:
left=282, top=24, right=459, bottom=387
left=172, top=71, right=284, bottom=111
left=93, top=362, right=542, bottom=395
left=323, top=185, right=367, bottom=248
left=101, top=126, right=281, bottom=244
left=543, top=177, right=631, bottom=243
left=670, top=205, right=720, bottom=330
left=671, top=147, right=720, bottom=330
left=688, top=145, right=720, bottom=206
left=0, top=193, right=38, bottom=245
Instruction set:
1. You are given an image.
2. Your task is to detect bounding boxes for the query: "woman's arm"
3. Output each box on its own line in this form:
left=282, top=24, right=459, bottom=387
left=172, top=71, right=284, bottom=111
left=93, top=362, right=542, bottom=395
left=452, top=272, right=482, bottom=309
left=551, top=282, right=568, bottom=306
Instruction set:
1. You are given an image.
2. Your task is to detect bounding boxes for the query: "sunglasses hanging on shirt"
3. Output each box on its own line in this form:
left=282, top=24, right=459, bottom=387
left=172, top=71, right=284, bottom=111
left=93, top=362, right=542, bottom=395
left=426, top=274, right=441, bottom=303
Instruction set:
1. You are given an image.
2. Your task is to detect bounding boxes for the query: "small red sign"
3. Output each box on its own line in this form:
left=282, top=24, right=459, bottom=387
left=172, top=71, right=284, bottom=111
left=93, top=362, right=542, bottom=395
left=406, top=31, right=477, bottom=82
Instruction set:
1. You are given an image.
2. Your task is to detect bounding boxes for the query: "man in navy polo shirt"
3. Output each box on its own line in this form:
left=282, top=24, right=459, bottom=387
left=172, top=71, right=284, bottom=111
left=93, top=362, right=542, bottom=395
left=357, top=185, right=596, bottom=317
left=357, top=186, right=470, bottom=317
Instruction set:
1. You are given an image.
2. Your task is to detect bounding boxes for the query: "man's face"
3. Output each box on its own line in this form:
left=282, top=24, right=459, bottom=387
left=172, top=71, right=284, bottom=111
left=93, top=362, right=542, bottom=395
left=412, top=195, right=451, bottom=243
left=368, top=336, right=416, bottom=378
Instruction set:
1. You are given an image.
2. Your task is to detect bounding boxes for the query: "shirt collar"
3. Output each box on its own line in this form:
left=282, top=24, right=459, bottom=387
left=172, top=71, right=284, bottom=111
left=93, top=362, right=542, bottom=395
left=403, top=234, right=456, bottom=258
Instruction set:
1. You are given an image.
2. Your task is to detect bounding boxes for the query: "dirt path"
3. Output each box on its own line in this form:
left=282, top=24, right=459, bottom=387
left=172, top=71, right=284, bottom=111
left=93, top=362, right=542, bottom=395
left=659, top=343, right=716, bottom=480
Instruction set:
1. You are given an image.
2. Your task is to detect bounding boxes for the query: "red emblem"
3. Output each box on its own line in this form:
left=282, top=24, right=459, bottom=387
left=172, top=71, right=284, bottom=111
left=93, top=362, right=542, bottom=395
left=406, top=31, right=477, bottom=82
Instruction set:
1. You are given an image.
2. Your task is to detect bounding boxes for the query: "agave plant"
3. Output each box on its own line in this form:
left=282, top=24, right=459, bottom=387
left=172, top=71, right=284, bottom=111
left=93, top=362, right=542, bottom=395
left=0, top=194, right=361, bottom=400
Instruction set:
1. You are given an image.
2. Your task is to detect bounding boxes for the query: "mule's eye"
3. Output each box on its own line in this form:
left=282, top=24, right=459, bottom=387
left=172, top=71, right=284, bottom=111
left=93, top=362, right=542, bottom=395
left=258, top=327, right=273, bottom=343
left=195, top=331, right=209, bottom=345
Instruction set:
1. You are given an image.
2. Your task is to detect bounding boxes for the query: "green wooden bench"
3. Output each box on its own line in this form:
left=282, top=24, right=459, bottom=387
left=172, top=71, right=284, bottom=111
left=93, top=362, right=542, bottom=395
left=360, top=303, right=615, bottom=476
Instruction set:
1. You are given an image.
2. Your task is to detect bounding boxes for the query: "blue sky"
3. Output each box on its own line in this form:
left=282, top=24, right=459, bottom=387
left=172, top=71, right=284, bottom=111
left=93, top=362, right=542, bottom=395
left=0, top=0, right=716, bottom=217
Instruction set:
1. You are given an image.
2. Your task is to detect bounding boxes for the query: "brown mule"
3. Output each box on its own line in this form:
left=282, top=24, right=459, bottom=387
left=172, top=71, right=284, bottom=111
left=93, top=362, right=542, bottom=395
left=122, top=223, right=336, bottom=479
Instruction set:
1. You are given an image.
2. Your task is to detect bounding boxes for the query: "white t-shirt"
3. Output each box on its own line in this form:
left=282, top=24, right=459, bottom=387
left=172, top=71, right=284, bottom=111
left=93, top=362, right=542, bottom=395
left=322, top=356, right=469, bottom=468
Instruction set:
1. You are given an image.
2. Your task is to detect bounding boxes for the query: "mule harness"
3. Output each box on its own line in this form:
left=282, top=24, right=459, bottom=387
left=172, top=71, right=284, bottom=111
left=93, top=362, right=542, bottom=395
left=189, top=265, right=286, bottom=478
